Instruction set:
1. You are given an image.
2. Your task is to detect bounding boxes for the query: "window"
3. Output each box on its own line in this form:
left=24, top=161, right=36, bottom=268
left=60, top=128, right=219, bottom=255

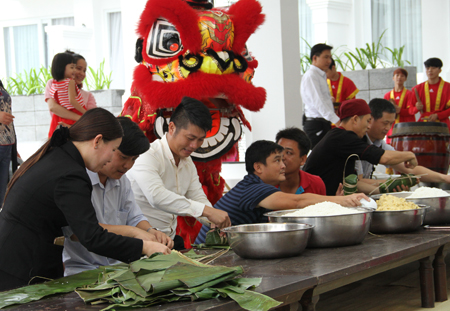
left=371, top=0, right=423, bottom=72
left=109, top=12, right=125, bottom=89
left=299, top=0, right=314, bottom=57
left=3, top=17, right=74, bottom=77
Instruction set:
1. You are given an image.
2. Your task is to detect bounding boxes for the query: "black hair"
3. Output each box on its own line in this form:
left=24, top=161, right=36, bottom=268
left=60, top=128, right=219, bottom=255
left=117, top=117, right=150, bottom=156
left=51, top=52, right=75, bottom=81
left=275, top=127, right=311, bottom=157
left=64, top=49, right=85, bottom=64
left=424, top=58, right=443, bottom=69
left=329, top=58, right=336, bottom=70
left=245, top=140, right=284, bottom=174
left=170, top=97, right=212, bottom=133
left=310, top=43, right=333, bottom=61
left=369, top=98, right=396, bottom=120
left=7, top=108, right=123, bottom=199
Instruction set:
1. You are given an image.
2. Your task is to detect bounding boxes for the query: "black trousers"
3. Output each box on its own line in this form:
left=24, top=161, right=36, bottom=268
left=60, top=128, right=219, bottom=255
left=303, top=119, right=332, bottom=149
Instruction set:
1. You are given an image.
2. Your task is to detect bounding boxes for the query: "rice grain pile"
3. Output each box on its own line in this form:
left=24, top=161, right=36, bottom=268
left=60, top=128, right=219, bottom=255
left=376, top=194, right=419, bottom=211
left=285, top=202, right=362, bottom=216
left=406, top=187, right=450, bottom=198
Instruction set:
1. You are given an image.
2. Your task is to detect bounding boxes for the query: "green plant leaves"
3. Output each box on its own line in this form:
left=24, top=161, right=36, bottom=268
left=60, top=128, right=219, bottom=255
left=0, top=251, right=281, bottom=311
left=300, top=28, right=411, bottom=72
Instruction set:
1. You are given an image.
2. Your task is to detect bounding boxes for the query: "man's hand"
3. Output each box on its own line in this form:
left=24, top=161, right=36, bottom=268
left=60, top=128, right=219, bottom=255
left=416, top=101, right=424, bottom=111
left=338, top=193, right=369, bottom=207
left=202, top=206, right=231, bottom=229
left=142, top=240, right=171, bottom=256
left=405, top=157, right=418, bottom=169
left=0, top=112, right=14, bottom=125
left=428, top=113, right=438, bottom=122
left=335, top=183, right=344, bottom=196
left=148, top=229, right=174, bottom=249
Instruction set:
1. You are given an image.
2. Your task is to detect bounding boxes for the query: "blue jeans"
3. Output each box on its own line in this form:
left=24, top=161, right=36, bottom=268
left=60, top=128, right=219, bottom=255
left=0, top=145, right=12, bottom=203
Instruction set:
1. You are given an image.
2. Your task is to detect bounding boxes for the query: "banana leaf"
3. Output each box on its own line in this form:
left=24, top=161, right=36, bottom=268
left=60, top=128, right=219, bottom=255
left=205, top=228, right=228, bottom=246
left=1, top=251, right=281, bottom=311
left=0, top=267, right=102, bottom=309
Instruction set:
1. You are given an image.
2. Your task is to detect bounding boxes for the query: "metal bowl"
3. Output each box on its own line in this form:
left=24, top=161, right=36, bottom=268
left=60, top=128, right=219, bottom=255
left=221, top=223, right=313, bottom=259
left=264, top=209, right=372, bottom=248
left=371, top=192, right=450, bottom=225
left=370, top=205, right=427, bottom=233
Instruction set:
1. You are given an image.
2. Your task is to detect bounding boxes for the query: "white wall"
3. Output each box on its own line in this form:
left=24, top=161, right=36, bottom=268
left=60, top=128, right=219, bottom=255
left=246, top=0, right=302, bottom=145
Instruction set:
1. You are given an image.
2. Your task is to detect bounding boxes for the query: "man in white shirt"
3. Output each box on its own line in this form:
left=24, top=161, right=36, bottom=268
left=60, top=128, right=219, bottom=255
left=63, top=117, right=173, bottom=276
left=127, top=97, right=231, bottom=250
left=301, top=43, right=339, bottom=148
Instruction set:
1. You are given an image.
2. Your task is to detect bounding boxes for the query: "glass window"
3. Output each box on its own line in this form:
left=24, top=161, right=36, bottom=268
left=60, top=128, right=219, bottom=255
left=12, top=25, right=40, bottom=76
left=109, top=12, right=125, bottom=89
left=371, top=0, right=423, bottom=72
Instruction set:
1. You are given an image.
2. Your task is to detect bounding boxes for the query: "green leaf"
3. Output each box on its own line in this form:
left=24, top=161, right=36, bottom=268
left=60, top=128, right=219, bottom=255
left=215, top=287, right=282, bottom=311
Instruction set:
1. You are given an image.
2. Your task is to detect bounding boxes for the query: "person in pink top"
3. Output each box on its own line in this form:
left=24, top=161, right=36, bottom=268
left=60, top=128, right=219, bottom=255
left=46, top=53, right=87, bottom=137
left=383, top=68, right=415, bottom=144
left=45, top=51, right=97, bottom=135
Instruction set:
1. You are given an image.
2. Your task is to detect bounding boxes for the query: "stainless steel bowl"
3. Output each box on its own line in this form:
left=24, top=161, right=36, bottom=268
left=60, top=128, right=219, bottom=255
left=370, top=205, right=427, bottom=233
left=371, top=192, right=450, bottom=225
left=221, top=223, right=313, bottom=259
left=264, top=209, right=372, bottom=248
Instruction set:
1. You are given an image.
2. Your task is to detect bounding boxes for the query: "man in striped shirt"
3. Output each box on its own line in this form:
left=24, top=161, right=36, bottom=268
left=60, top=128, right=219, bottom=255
left=195, top=140, right=368, bottom=244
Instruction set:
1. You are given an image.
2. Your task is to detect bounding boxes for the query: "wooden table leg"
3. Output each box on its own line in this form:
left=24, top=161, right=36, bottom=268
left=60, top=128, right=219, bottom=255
left=420, top=257, right=435, bottom=308
left=299, top=288, right=319, bottom=311
left=433, top=245, right=448, bottom=302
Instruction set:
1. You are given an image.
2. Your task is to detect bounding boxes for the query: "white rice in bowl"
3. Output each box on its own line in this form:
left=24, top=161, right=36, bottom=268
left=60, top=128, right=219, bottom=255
left=285, top=201, right=363, bottom=217
left=406, top=187, right=450, bottom=198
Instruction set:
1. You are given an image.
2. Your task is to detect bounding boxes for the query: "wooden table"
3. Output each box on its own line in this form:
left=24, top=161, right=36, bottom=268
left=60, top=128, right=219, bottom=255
left=7, top=229, right=450, bottom=310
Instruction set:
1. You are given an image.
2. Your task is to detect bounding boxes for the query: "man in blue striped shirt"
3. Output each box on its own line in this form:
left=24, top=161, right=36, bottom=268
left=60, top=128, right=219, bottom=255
left=195, top=140, right=368, bottom=244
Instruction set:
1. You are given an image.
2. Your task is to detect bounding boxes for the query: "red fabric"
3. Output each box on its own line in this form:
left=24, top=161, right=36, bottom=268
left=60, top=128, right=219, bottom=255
left=339, top=99, right=371, bottom=120
left=383, top=89, right=415, bottom=143
left=329, top=73, right=359, bottom=102
left=409, top=78, right=450, bottom=129
left=299, top=170, right=327, bottom=195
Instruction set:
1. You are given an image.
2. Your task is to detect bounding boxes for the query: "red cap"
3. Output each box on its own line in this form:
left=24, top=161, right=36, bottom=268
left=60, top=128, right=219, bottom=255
left=339, top=99, right=371, bottom=120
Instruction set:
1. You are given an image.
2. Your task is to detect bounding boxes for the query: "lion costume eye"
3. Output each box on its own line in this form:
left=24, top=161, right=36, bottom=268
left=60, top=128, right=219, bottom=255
left=147, top=18, right=183, bottom=58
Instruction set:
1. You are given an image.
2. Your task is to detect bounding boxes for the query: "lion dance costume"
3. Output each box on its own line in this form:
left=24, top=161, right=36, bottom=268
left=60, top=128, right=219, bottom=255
left=121, top=0, right=266, bottom=248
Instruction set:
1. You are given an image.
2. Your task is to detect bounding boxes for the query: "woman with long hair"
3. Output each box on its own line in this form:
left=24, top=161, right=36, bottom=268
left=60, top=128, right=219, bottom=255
left=0, top=108, right=170, bottom=291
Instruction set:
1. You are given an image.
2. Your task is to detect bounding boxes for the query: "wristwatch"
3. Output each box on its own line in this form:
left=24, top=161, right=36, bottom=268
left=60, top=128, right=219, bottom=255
left=147, top=227, right=160, bottom=232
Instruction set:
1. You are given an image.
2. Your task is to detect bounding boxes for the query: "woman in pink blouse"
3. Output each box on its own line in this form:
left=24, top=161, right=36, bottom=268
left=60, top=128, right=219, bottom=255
left=45, top=51, right=97, bottom=133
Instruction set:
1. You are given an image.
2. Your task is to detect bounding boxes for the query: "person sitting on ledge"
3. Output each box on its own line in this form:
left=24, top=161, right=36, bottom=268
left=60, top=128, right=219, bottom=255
left=275, top=127, right=326, bottom=195
left=194, top=140, right=369, bottom=244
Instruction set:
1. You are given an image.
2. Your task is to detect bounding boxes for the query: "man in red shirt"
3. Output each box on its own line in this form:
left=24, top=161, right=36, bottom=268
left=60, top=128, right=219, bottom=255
left=275, top=127, right=327, bottom=195
left=383, top=68, right=416, bottom=143
left=326, top=58, right=359, bottom=105
left=409, top=58, right=450, bottom=129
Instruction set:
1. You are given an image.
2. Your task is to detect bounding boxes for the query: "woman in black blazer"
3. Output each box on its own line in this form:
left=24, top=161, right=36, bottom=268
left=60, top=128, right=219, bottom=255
left=0, top=108, right=170, bottom=291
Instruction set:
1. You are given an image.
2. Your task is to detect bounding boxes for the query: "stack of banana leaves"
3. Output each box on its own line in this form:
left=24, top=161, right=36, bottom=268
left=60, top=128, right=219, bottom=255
left=0, top=250, right=281, bottom=311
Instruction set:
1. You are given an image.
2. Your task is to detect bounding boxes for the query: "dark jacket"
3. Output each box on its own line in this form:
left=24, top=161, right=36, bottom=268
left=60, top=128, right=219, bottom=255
left=0, top=141, right=143, bottom=285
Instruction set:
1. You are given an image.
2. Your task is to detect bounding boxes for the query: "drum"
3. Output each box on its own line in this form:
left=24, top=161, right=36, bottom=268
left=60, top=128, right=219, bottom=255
left=389, top=122, right=450, bottom=174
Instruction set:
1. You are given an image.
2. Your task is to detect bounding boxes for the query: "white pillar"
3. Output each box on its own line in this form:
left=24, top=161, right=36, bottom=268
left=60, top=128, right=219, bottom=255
left=119, top=0, right=147, bottom=102
left=306, top=0, right=352, bottom=48
left=421, top=0, right=450, bottom=82
left=246, top=0, right=302, bottom=144
left=45, top=26, right=94, bottom=66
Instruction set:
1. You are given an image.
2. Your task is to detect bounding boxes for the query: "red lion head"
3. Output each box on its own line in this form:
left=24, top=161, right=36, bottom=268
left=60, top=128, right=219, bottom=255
left=122, top=0, right=266, bottom=161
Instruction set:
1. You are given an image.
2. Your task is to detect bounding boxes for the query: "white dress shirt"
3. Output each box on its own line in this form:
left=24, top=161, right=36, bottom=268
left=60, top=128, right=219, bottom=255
left=127, top=134, right=210, bottom=239
left=62, top=170, right=147, bottom=276
left=301, top=64, right=340, bottom=124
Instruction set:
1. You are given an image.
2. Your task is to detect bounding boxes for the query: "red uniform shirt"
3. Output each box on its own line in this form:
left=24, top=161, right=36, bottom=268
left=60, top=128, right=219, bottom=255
left=327, top=73, right=359, bottom=103
left=383, top=88, right=415, bottom=144
left=409, top=78, right=450, bottom=129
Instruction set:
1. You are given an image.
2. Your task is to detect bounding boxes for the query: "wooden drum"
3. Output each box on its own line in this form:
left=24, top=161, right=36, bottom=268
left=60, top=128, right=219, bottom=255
left=389, top=122, right=450, bottom=174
